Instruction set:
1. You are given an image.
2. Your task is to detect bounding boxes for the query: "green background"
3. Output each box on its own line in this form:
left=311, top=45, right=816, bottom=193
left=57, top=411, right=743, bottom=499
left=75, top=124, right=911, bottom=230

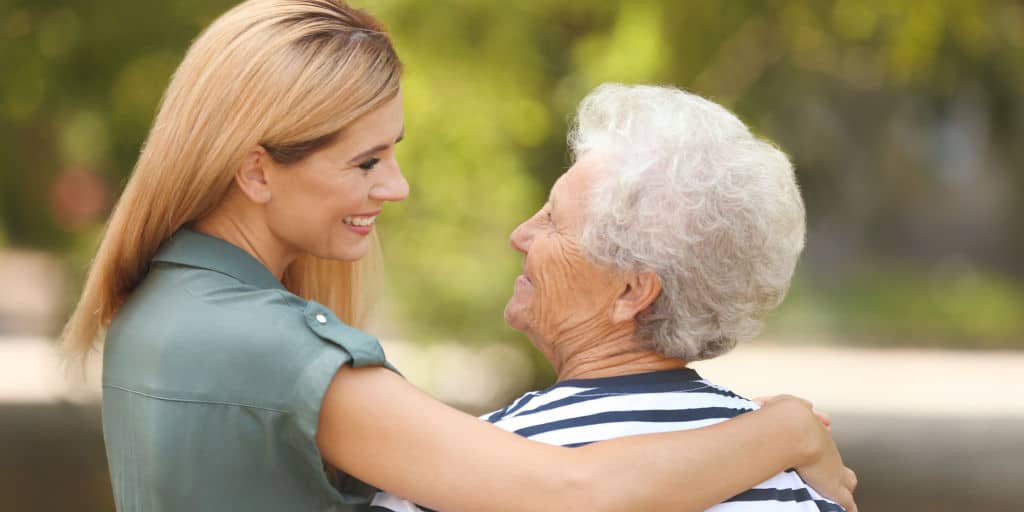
left=1, top=0, right=1022, bottom=355
left=1, top=2, right=1022, bottom=511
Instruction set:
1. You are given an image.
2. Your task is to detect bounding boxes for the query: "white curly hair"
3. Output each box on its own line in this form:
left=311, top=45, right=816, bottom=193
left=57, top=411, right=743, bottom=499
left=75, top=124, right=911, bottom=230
left=571, top=83, right=806, bottom=362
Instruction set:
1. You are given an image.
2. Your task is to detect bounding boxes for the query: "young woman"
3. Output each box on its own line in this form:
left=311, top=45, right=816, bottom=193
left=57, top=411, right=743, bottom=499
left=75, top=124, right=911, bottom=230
left=62, top=1, right=856, bottom=511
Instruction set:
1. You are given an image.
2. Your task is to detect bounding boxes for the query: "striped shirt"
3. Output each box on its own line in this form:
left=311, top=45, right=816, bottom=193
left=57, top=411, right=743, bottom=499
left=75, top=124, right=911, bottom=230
left=371, top=368, right=844, bottom=512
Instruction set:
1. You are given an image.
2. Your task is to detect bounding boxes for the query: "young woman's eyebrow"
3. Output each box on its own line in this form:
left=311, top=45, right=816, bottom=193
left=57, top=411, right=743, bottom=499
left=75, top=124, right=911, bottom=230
left=347, top=129, right=405, bottom=163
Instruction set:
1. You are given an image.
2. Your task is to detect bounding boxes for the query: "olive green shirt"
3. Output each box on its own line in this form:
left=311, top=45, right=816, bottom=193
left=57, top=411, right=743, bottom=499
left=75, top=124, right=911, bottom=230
left=103, top=228, right=394, bottom=511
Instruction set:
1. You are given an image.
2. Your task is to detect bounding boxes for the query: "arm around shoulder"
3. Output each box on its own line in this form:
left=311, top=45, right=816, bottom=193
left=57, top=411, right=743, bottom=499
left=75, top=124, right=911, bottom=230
left=317, top=366, right=855, bottom=512
left=317, top=365, right=584, bottom=512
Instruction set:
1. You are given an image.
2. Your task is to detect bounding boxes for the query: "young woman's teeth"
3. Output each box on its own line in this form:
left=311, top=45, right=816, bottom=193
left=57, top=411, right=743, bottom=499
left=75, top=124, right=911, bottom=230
left=343, top=216, right=376, bottom=227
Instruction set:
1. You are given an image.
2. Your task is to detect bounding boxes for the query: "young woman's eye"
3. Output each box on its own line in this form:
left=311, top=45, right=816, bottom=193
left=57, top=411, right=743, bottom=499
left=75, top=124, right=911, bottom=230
left=357, top=157, right=381, bottom=171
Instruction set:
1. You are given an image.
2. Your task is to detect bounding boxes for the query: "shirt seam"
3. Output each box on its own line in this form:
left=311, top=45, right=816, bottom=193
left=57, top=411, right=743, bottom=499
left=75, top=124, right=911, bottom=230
left=104, top=384, right=290, bottom=414
left=179, top=283, right=296, bottom=314
left=153, top=262, right=295, bottom=311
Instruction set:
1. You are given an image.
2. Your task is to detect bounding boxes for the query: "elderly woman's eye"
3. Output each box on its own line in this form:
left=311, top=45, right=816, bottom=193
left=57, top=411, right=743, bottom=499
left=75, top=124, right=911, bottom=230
left=357, top=157, right=381, bottom=171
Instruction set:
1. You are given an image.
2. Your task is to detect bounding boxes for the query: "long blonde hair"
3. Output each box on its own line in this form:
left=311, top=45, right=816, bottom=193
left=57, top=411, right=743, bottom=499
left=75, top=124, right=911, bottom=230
left=62, top=0, right=402, bottom=362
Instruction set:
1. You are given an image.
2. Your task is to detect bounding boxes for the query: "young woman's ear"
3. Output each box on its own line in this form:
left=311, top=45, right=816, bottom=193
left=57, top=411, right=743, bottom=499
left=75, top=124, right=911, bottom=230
left=611, top=271, right=662, bottom=324
left=234, top=146, right=273, bottom=204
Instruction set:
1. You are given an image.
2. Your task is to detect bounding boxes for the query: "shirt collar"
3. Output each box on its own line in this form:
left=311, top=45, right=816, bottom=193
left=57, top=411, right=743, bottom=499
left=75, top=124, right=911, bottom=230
left=152, top=228, right=286, bottom=291
left=553, top=367, right=703, bottom=389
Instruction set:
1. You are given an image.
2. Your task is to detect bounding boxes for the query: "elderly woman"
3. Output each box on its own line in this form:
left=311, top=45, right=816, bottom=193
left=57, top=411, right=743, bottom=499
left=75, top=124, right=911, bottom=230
left=373, top=84, right=852, bottom=512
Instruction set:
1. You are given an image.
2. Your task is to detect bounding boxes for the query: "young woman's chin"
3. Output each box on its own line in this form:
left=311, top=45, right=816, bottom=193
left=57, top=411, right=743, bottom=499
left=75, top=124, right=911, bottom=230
left=324, top=236, right=372, bottom=262
left=300, top=222, right=375, bottom=262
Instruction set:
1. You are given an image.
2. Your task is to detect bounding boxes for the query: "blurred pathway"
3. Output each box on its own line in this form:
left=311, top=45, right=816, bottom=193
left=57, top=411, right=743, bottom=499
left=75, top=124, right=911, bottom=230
left=690, top=342, right=1024, bottom=418
left=2, top=335, right=1022, bottom=415
left=0, top=336, right=101, bottom=404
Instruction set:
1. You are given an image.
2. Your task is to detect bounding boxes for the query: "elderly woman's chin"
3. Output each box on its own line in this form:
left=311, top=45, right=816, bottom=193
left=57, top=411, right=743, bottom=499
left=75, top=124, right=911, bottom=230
left=503, top=275, right=534, bottom=333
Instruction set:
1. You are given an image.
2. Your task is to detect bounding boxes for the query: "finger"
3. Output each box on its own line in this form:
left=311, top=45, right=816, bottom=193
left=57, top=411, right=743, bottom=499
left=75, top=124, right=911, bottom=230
left=753, top=396, right=772, bottom=406
left=837, top=490, right=856, bottom=512
left=784, top=394, right=814, bottom=409
left=845, top=467, right=858, bottom=492
left=814, top=410, right=831, bottom=428
left=771, top=394, right=815, bottom=410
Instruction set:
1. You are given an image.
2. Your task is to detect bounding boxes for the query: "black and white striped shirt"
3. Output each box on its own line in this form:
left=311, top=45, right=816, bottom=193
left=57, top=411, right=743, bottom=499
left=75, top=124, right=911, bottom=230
left=371, top=368, right=844, bottom=512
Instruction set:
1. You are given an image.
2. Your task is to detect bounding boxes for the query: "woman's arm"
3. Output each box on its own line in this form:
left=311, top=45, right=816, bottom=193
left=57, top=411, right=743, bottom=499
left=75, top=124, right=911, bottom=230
left=318, top=366, right=856, bottom=512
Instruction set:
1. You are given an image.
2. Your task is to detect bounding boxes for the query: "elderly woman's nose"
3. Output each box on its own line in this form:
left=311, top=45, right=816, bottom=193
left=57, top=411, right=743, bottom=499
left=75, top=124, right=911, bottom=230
left=509, top=221, right=532, bottom=253
left=371, top=163, right=409, bottom=202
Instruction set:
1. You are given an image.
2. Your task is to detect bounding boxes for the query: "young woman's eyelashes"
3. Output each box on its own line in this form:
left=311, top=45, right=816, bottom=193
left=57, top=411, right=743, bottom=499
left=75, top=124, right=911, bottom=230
left=357, top=157, right=381, bottom=171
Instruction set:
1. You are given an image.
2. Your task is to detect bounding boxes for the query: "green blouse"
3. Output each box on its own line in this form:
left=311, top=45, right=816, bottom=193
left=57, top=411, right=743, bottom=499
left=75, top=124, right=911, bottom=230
left=102, top=228, right=394, bottom=511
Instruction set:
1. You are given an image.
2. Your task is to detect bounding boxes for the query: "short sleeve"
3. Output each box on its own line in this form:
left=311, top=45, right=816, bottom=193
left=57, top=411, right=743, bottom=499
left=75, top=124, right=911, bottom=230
left=290, top=345, right=353, bottom=450
left=289, top=344, right=381, bottom=504
left=286, top=300, right=401, bottom=504
left=302, top=300, right=399, bottom=372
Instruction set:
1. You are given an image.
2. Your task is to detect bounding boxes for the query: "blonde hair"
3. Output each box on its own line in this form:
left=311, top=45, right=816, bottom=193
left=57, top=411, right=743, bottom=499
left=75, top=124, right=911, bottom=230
left=62, top=0, right=402, bottom=362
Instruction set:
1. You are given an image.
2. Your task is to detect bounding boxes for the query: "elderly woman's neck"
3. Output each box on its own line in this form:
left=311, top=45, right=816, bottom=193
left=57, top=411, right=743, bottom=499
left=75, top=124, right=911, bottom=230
left=547, top=327, right=686, bottom=382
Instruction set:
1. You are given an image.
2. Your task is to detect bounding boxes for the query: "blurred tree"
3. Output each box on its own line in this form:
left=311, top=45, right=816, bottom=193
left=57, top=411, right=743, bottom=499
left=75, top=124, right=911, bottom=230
left=1, top=0, right=1021, bottom=349
left=0, top=0, right=237, bottom=249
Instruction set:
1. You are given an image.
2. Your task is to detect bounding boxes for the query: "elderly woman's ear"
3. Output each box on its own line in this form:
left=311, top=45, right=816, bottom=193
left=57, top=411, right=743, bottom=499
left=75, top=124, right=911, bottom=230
left=611, top=271, right=661, bottom=324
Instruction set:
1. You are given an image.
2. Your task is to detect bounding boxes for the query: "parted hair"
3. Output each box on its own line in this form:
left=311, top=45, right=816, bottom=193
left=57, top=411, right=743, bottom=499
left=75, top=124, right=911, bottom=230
left=572, top=84, right=806, bottom=362
left=62, top=0, right=402, bottom=361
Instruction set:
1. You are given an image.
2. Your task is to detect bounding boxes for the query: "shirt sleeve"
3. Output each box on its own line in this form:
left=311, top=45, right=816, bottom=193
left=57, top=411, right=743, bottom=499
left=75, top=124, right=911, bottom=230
left=285, top=299, right=402, bottom=505
left=302, top=300, right=399, bottom=371
left=290, top=346, right=354, bottom=456
left=289, top=298, right=399, bottom=449
left=289, top=343, right=385, bottom=504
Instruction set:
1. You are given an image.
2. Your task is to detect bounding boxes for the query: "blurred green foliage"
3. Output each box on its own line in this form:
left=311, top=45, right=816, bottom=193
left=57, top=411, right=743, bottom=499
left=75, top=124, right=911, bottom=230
left=0, top=0, right=1022, bottom=348
left=771, top=266, right=1024, bottom=348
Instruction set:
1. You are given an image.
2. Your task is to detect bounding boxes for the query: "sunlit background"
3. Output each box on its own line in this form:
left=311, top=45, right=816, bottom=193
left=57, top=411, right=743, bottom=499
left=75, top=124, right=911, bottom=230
left=1, top=0, right=1022, bottom=510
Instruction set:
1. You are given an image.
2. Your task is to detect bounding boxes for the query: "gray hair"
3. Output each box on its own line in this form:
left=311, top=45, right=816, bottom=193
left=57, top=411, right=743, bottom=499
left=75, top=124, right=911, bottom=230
left=571, top=84, right=805, bottom=362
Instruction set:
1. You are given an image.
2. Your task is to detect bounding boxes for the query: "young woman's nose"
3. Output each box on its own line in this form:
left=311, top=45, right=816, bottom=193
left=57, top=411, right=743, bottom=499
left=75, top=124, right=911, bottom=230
left=370, top=162, right=409, bottom=202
